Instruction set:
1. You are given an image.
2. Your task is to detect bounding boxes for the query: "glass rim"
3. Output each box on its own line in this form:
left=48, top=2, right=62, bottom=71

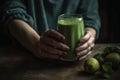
left=59, top=13, right=83, bottom=18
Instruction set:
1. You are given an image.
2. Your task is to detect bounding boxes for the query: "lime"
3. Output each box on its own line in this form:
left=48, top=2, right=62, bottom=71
left=105, top=53, right=120, bottom=70
left=84, top=57, right=100, bottom=73
left=105, top=53, right=120, bottom=63
left=101, top=62, right=113, bottom=73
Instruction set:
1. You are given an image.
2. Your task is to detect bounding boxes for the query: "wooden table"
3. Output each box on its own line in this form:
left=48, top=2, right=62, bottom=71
left=0, top=43, right=120, bottom=80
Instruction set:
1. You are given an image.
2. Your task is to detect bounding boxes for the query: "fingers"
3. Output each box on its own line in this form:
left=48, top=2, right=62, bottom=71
left=35, top=43, right=65, bottom=59
left=78, top=51, right=92, bottom=61
left=77, top=45, right=94, bottom=61
left=79, top=31, right=95, bottom=43
left=41, top=36, right=69, bottom=51
left=76, top=31, right=95, bottom=52
left=76, top=44, right=94, bottom=57
left=76, top=31, right=95, bottom=61
left=39, top=43, right=67, bottom=56
left=34, top=30, right=69, bottom=60
left=35, top=30, right=95, bottom=60
left=44, top=29, right=65, bottom=40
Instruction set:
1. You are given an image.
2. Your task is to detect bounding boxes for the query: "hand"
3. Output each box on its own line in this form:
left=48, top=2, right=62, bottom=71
left=76, top=29, right=95, bottom=61
left=33, top=30, right=69, bottom=59
left=8, top=20, right=69, bottom=60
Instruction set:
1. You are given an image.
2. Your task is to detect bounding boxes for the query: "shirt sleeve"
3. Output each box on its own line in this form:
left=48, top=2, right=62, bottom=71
left=78, top=0, right=101, bottom=39
left=0, top=0, right=34, bottom=34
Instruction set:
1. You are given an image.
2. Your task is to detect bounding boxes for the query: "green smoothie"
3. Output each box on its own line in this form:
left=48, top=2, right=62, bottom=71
left=58, top=15, right=84, bottom=61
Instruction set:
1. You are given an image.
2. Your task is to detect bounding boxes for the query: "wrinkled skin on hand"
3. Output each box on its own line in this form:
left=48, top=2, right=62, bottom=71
left=34, top=29, right=69, bottom=59
left=34, top=30, right=95, bottom=61
left=76, top=31, right=95, bottom=61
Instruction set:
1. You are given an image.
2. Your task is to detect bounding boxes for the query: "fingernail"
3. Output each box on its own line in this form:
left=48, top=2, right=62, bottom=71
left=65, top=46, right=70, bottom=51
left=80, top=39, right=84, bottom=42
left=76, top=48, right=80, bottom=53
left=64, top=52, right=67, bottom=55
left=60, top=36, right=65, bottom=40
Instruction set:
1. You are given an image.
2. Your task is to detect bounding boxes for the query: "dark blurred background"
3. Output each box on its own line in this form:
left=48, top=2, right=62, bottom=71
left=96, top=0, right=120, bottom=43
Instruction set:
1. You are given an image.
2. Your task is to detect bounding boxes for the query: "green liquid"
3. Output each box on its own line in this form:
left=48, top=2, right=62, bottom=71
left=58, top=17, right=84, bottom=61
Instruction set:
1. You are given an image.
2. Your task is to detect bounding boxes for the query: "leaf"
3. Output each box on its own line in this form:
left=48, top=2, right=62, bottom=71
left=103, top=46, right=120, bottom=55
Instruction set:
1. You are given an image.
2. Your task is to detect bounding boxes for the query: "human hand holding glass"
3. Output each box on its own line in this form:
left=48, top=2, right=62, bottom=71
left=34, top=30, right=69, bottom=59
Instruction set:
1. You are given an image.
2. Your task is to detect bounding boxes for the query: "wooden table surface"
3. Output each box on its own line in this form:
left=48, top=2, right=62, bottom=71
left=0, top=43, right=120, bottom=80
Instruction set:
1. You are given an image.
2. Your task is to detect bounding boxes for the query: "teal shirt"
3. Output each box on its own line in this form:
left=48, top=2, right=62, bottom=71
left=0, top=0, right=100, bottom=38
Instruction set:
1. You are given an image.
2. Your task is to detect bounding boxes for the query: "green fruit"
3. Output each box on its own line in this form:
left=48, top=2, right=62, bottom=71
left=105, top=53, right=120, bottom=63
left=101, top=62, right=113, bottom=73
left=84, top=57, right=100, bottom=73
left=105, top=53, right=120, bottom=70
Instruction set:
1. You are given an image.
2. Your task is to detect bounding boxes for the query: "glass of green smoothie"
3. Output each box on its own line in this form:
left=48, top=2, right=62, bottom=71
left=57, top=14, right=85, bottom=61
